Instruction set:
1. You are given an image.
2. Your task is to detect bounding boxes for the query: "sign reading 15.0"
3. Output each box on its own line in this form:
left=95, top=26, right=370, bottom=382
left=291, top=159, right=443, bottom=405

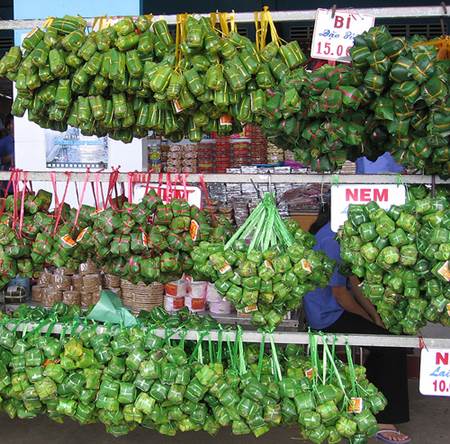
left=420, top=349, right=450, bottom=397
left=311, top=8, right=375, bottom=63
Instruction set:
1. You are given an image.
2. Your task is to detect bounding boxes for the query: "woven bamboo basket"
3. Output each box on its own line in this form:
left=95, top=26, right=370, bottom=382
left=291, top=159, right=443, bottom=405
left=63, top=290, right=81, bottom=306
left=71, top=274, right=83, bottom=290
left=79, top=259, right=98, bottom=276
left=42, top=286, right=62, bottom=307
left=121, top=279, right=164, bottom=312
left=31, top=285, right=43, bottom=303
left=81, top=292, right=92, bottom=308
left=104, top=273, right=121, bottom=288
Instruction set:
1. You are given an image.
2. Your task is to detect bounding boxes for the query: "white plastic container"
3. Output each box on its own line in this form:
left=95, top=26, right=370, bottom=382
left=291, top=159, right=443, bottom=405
left=164, top=294, right=185, bottom=313
left=209, top=299, right=232, bottom=315
left=165, top=280, right=187, bottom=298
left=188, top=281, right=207, bottom=298
left=185, top=295, right=206, bottom=313
left=206, top=283, right=222, bottom=303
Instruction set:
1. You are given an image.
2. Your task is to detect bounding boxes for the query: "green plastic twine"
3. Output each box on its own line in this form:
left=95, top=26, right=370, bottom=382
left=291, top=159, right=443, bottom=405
left=208, top=331, right=214, bottom=364
left=226, top=334, right=237, bottom=371
left=324, top=343, right=350, bottom=407
left=321, top=334, right=328, bottom=385
left=216, top=327, right=223, bottom=364
left=256, top=333, right=266, bottom=381
left=345, top=340, right=358, bottom=398
left=236, top=327, right=247, bottom=375
left=308, top=330, right=320, bottom=386
left=269, top=334, right=282, bottom=382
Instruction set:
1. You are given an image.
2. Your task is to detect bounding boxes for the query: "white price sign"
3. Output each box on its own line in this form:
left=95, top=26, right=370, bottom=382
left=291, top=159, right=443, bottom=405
left=331, top=184, right=406, bottom=232
left=311, top=9, right=375, bottom=62
left=420, top=348, right=450, bottom=397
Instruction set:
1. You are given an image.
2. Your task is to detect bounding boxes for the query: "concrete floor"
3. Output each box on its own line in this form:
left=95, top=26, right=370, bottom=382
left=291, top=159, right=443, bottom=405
left=0, top=381, right=447, bottom=444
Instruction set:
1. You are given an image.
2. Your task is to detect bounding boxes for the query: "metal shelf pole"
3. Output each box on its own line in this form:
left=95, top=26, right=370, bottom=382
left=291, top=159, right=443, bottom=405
left=0, top=6, right=448, bottom=30
left=0, top=171, right=448, bottom=185
left=6, top=321, right=450, bottom=349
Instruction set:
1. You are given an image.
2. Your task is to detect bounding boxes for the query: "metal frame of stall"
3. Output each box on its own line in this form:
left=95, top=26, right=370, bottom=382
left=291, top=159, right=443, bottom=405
left=0, top=6, right=449, bottom=349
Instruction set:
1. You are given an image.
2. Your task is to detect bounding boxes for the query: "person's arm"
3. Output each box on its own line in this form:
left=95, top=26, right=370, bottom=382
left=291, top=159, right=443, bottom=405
left=348, top=275, right=385, bottom=328
left=332, top=286, right=373, bottom=321
left=320, top=233, right=373, bottom=322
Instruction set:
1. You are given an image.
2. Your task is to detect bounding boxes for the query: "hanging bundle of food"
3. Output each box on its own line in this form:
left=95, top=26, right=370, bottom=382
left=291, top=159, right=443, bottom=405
left=0, top=307, right=386, bottom=442
left=191, top=193, right=334, bottom=328
left=339, top=193, right=450, bottom=334
left=0, top=12, right=307, bottom=144
left=348, top=26, right=450, bottom=177
left=0, top=177, right=233, bottom=291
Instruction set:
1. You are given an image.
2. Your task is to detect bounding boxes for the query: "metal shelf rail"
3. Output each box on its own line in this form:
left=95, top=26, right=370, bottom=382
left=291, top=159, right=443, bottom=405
left=0, top=171, right=448, bottom=185
left=5, top=320, right=450, bottom=349
left=0, top=6, right=448, bottom=30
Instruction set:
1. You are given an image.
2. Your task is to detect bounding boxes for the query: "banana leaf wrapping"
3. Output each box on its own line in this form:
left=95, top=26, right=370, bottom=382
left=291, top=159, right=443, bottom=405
left=340, top=193, right=450, bottom=334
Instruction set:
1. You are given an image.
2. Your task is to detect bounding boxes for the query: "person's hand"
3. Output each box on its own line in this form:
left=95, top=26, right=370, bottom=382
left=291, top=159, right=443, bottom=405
left=372, top=313, right=386, bottom=329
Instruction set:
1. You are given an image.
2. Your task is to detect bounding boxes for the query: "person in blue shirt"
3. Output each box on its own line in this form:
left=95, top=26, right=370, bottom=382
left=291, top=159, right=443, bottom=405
left=356, top=152, right=404, bottom=174
left=304, top=202, right=411, bottom=444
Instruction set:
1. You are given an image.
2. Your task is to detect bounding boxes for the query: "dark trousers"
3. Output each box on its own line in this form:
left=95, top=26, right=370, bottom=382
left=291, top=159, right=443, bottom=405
left=323, top=311, right=410, bottom=424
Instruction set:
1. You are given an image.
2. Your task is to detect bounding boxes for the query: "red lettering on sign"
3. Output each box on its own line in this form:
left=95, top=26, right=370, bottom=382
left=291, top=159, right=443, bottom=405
left=373, top=189, right=389, bottom=202
left=436, top=352, right=449, bottom=365
left=334, top=15, right=344, bottom=28
left=345, top=189, right=359, bottom=201
left=360, top=189, right=371, bottom=202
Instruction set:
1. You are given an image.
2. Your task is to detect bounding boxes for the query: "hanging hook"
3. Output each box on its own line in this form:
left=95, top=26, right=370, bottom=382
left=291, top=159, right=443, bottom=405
left=331, top=4, right=337, bottom=19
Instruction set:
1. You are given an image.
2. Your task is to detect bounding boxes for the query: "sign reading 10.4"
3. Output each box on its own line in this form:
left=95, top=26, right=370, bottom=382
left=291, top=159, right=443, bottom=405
left=311, top=8, right=375, bottom=63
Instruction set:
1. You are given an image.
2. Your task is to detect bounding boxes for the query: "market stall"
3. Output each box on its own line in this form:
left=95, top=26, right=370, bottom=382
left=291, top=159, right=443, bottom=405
left=0, top=5, right=449, bottom=443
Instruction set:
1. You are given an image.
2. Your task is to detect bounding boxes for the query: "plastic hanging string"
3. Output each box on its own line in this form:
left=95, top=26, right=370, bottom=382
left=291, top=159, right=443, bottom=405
left=345, top=340, right=359, bottom=398
left=256, top=332, right=266, bottom=381
left=269, top=334, right=282, bottom=381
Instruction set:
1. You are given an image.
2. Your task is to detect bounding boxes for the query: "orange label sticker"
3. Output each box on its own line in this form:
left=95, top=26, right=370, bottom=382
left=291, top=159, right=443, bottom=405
left=43, top=358, right=61, bottom=367
left=61, top=234, right=76, bottom=248
left=190, top=297, right=205, bottom=310
left=142, top=232, right=149, bottom=246
left=76, top=227, right=89, bottom=242
left=190, top=220, right=200, bottom=241
left=219, top=262, right=232, bottom=275
left=437, top=261, right=450, bottom=282
left=348, top=397, right=364, bottom=414
left=219, top=114, right=233, bottom=126
left=173, top=99, right=184, bottom=114
left=304, top=368, right=314, bottom=379
left=301, top=259, right=313, bottom=273
left=244, top=304, right=258, bottom=313
left=172, top=297, right=185, bottom=309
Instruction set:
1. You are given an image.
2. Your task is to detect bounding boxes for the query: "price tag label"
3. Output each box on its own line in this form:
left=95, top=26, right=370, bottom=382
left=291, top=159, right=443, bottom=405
left=419, top=348, right=450, bottom=397
left=311, top=8, right=375, bottom=62
left=331, top=184, right=406, bottom=232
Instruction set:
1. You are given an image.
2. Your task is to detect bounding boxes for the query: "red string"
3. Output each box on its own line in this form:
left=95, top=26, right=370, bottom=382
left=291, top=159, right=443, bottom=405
left=18, top=171, right=27, bottom=239
left=0, top=169, right=16, bottom=218
left=144, top=169, right=152, bottom=195
left=105, top=168, right=120, bottom=209
left=53, top=172, right=71, bottom=235
left=73, top=169, right=90, bottom=229
left=128, top=172, right=134, bottom=204
left=12, top=168, right=20, bottom=232
left=50, top=172, right=59, bottom=214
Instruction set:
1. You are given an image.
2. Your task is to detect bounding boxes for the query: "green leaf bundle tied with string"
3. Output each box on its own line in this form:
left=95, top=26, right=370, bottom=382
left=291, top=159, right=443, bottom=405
left=191, top=193, right=334, bottom=329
